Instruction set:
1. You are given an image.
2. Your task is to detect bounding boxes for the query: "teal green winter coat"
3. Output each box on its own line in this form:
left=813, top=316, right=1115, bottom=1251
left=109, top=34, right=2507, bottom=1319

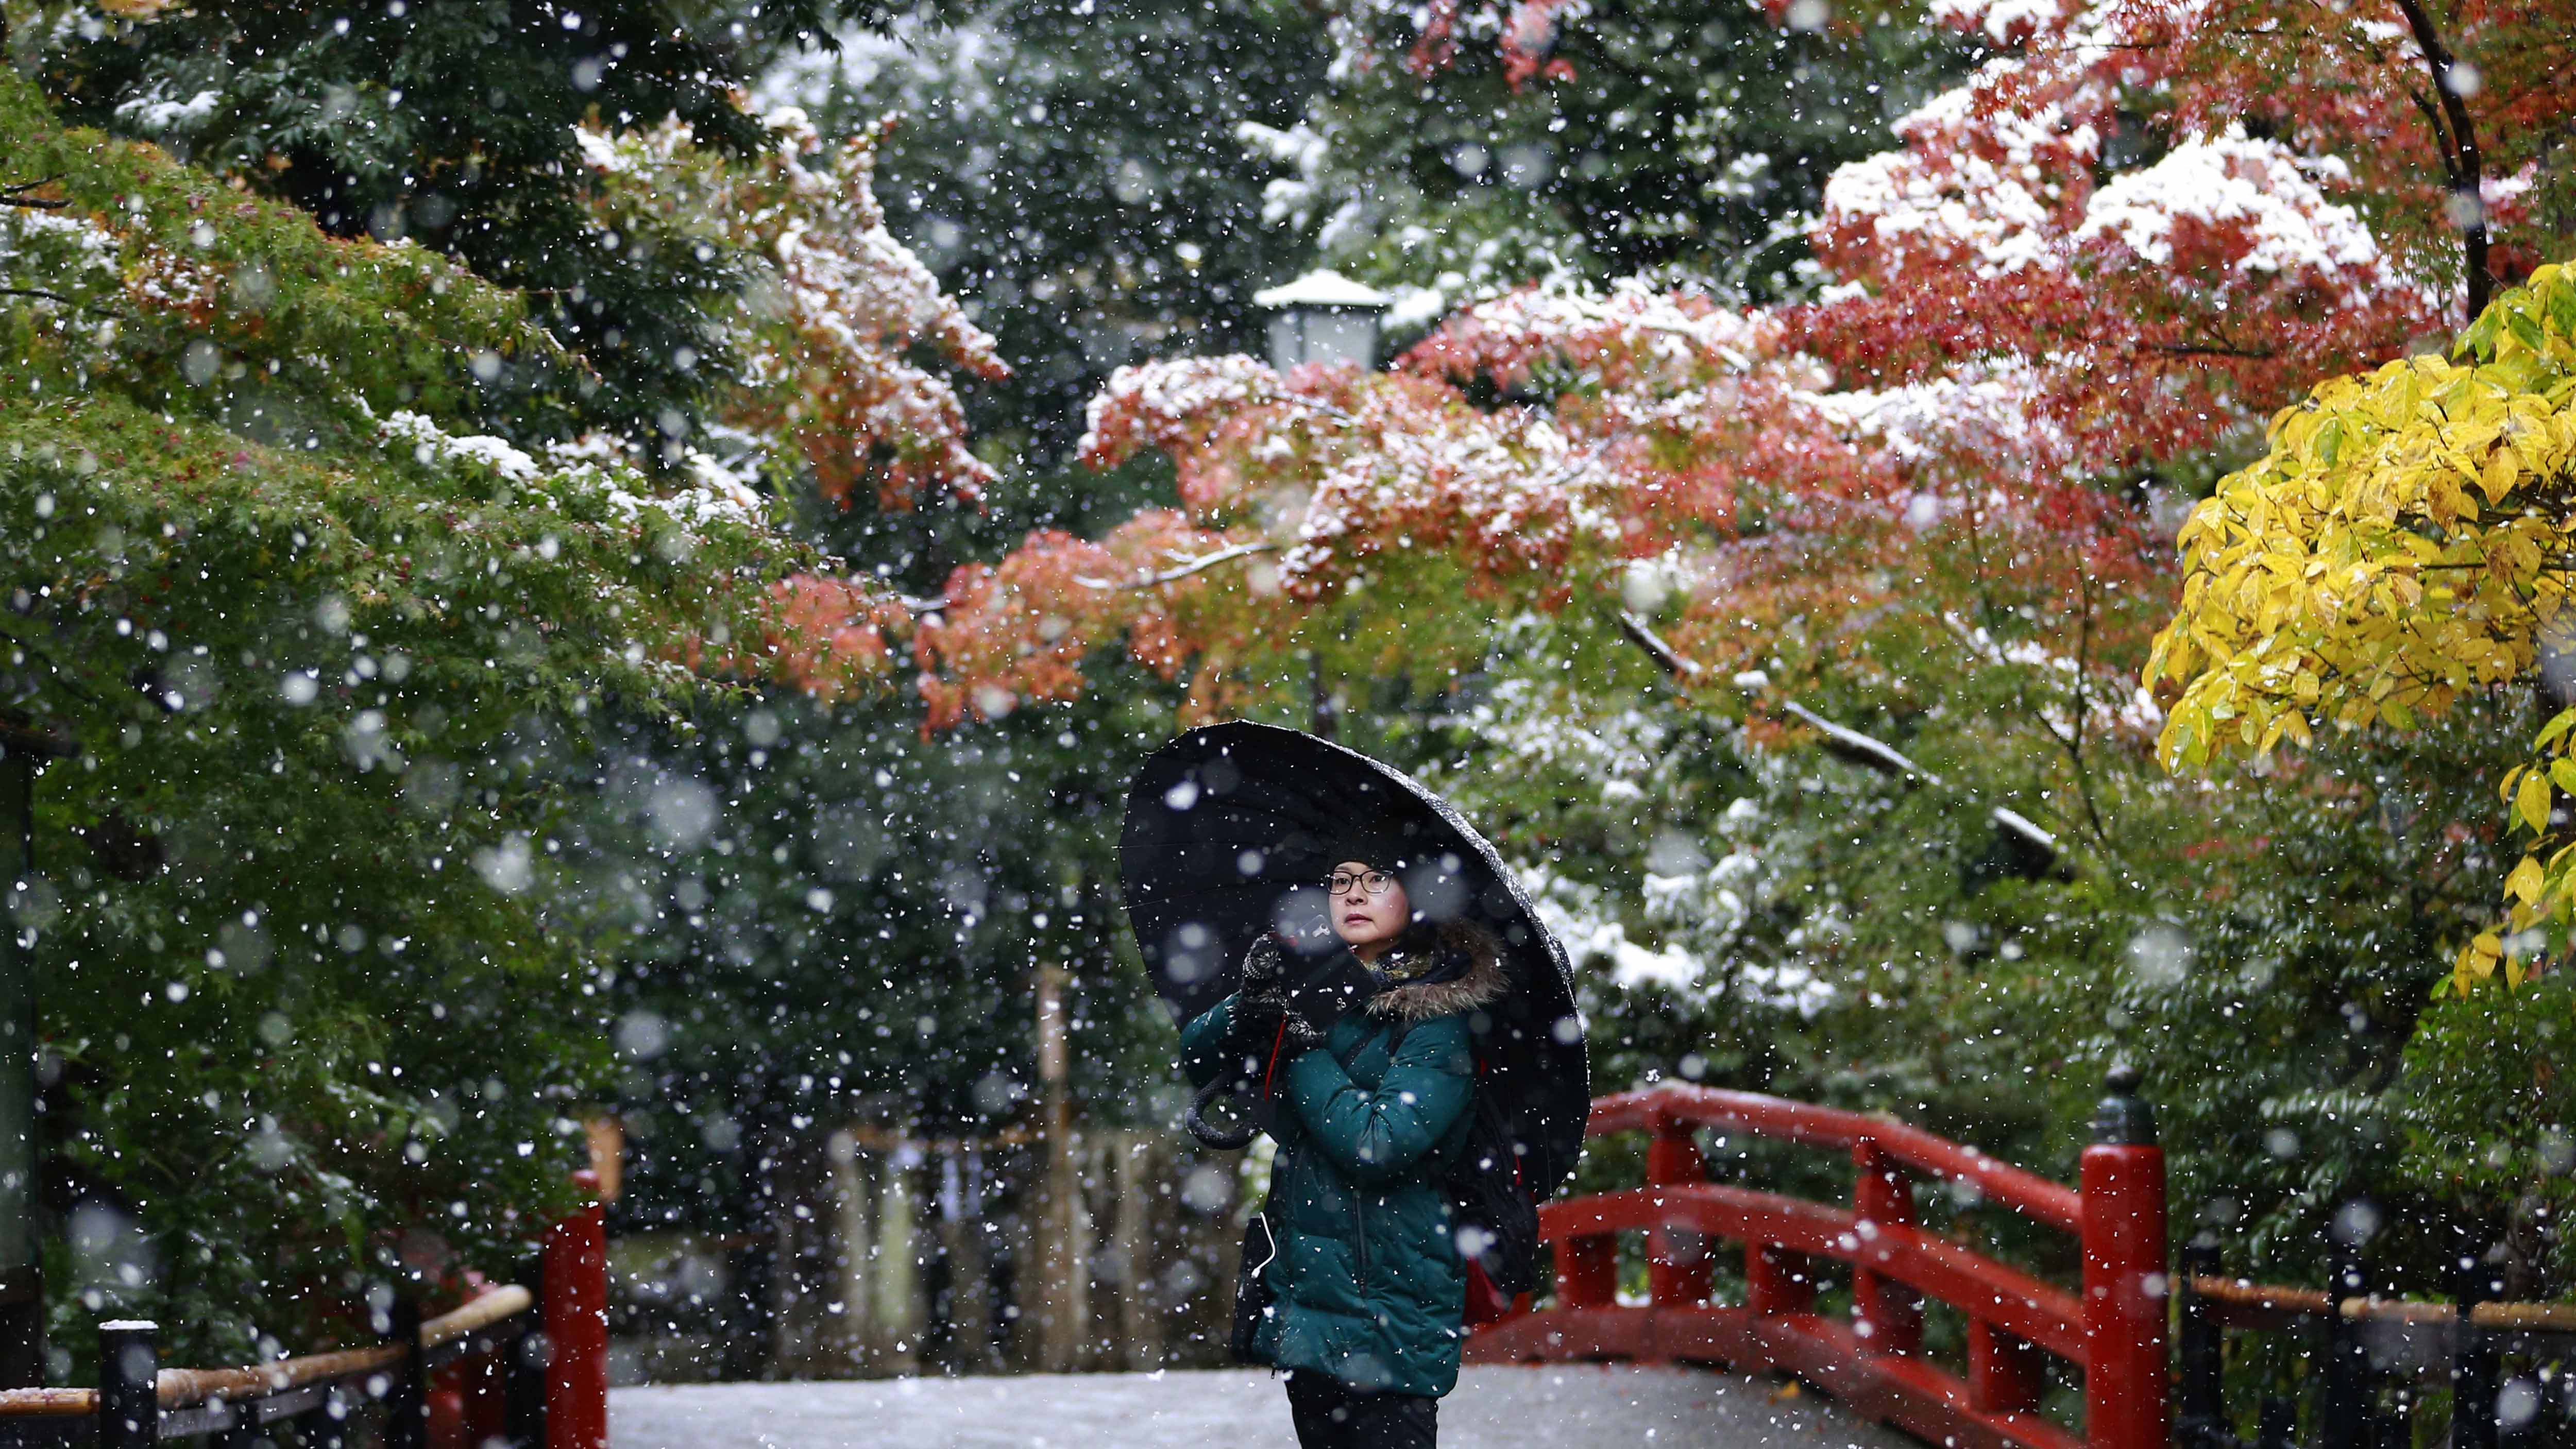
left=1179, top=924, right=1507, bottom=1398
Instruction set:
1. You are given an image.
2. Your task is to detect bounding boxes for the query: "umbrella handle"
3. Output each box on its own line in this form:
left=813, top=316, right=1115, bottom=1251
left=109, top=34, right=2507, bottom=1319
left=1185, top=1077, right=1260, bottom=1150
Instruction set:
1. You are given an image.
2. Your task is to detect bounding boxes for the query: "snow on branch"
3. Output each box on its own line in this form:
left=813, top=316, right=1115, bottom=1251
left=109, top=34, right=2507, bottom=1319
left=1615, top=612, right=2066, bottom=876
left=1073, top=541, right=1281, bottom=591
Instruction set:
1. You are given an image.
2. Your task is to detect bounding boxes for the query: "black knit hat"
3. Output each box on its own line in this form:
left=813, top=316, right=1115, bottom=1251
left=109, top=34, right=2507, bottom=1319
left=1328, top=810, right=1437, bottom=875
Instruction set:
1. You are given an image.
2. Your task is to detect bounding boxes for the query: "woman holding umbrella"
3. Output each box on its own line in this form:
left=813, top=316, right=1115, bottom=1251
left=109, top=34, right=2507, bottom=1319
left=1124, top=724, right=1589, bottom=1449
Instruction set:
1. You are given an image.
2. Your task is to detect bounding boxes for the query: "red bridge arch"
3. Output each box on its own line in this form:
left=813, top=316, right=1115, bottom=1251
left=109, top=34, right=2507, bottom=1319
left=1468, top=1079, right=2168, bottom=1449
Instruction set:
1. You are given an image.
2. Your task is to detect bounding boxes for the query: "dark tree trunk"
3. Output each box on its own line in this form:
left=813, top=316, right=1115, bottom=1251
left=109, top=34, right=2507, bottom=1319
left=2392, top=0, right=2492, bottom=321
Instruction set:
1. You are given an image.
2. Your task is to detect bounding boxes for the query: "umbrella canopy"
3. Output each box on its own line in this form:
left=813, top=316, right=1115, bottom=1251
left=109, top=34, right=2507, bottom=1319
left=1121, top=721, right=1590, bottom=1194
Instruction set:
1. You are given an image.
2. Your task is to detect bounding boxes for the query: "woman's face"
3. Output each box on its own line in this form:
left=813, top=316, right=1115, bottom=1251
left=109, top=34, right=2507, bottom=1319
left=1328, top=859, right=1411, bottom=956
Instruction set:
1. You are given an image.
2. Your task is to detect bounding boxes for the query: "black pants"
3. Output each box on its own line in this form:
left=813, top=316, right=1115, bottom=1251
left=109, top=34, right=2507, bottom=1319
left=1284, top=1370, right=1438, bottom=1449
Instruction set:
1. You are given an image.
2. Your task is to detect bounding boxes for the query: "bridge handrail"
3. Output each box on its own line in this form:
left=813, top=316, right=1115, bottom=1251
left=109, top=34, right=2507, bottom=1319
left=1474, top=1072, right=2170, bottom=1449
left=1588, top=1085, right=2082, bottom=1235
left=0, top=1285, right=534, bottom=1420
left=0, top=1177, right=604, bottom=1449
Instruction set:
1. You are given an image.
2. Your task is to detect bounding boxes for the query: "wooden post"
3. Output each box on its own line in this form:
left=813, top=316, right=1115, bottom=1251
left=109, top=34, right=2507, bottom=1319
left=768, top=1135, right=811, bottom=1375
left=2320, top=1228, right=2370, bottom=1449
left=1111, top=1133, right=1164, bottom=1369
left=97, top=1319, right=158, bottom=1449
left=543, top=1170, right=609, bottom=1449
left=2257, top=1396, right=2298, bottom=1449
left=874, top=1148, right=923, bottom=1371
left=940, top=1148, right=996, bottom=1371
left=2176, top=1238, right=2225, bottom=1448
left=1032, top=960, right=1089, bottom=1371
left=1851, top=1138, right=1921, bottom=1354
left=434, top=1343, right=505, bottom=1449
left=1645, top=1114, right=1710, bottom=1308
left=428, top=1363, right=466, bottom=1449
left=2454, top=1245, right=2504, bottom=1449
left=383, top=1294, right=427, bottom=1449
left=1746, top=1242, right=1813, bottom=1317
left=583, top=1118, right=624, bottom=1206
left=0, top=725, right=67, bottom=1388
left=825, top=1128, right=870, bottom=1372
left=2080, top=1066, right=2170, bottom=1449
left=504, top=1250, right=548, bottom=1449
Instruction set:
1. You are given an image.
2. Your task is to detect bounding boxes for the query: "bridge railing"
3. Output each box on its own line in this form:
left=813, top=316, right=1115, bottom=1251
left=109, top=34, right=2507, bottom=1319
left=0, top=1170, right=608, bottom=1449
left=2179, top=1234, right=2576, bottom=1446
left=1469, top=1070, right=2167, bottom=1449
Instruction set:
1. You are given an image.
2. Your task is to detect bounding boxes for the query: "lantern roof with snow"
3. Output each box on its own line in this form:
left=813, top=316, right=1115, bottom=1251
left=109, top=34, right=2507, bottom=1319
left=1252, top=270, right=1393, bottom=312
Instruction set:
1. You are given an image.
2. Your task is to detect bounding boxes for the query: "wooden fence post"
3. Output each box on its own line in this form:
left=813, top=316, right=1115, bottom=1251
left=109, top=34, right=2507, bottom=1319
left=382, top=1294, right=427, bottom=1449
left=1645, top=1113, right=1710, bottom=1308
left=1032, top=960, right=1089, bottom=1372
left=1852, top=1138, right=1921, bottom=1354
left=1110, top=1133, right=1165, bottom=1369
left=2321, top=1228, right=2368, bottom=1449
left=2454, top=1244, right=2504, bottom=1449
left=2080, top=1066, right=2169, bottom=1449
left=504, top=1249, right=548, bottom=1449
left=2176, top=1237, right=2225, bottom=1448
left=543, top=1169, right=608, bottom=1449
left=97, top=1319, right=158, bottom=1449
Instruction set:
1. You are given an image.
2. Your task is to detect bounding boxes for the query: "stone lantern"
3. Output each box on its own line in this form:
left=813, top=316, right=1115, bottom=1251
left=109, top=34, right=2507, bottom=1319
left=1254, top=270, right=1393, bottom=371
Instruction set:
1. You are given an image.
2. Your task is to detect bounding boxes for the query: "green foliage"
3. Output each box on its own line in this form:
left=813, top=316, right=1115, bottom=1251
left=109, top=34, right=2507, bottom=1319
left=24, top=0, right=788, bottom=445
left=0, top=69, right=804, bottom=1366
left=2389, top=969, right=2576, bottom=1284
left=2150, top=262, right=2576, bottom=995
left=1374, top=590, right=2532, bottom=1297
left=598, top=677, right=1188, bottom=1236
left=1287, top=0, right=1968, bottom=301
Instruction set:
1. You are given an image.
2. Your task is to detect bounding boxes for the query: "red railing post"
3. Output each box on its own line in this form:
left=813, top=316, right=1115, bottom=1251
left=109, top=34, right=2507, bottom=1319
left=467, top=1346, right=509, bottom=1449
left=1852, top=1138, right=1922, bottom=1354
left=1970, top=1318, right=2046, bottom=1415
left=2080, top=1067, right=2168, bottom=1449
left=1556, top=1234, right=1618, bottom=1310
left=1645, top=1112, right=1711, bottom=1307
left=543, top=1169, right=609, bottom=1449
left=429, top=1348, right=507, bottom=1449
left=1747, top=1242, right=1813, bottom=1317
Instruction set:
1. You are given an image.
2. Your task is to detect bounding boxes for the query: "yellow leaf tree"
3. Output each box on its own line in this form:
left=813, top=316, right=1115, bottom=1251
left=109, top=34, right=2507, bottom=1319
left=2149, top=261, right=2576, bottom=996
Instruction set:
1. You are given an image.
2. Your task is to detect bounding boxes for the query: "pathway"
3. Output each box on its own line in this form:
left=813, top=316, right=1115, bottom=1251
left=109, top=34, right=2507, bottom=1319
left=613, top=1365, right=1922, bottom=1449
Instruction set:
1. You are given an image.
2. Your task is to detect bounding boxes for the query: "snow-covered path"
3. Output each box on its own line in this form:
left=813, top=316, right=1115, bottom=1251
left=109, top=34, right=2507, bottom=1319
left=613, top=1365, right=1920, bottom=1448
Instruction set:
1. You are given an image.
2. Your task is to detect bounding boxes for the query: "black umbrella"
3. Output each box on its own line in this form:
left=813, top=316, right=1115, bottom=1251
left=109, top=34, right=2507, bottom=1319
left=1120, top=721, right=1590, bottom=1195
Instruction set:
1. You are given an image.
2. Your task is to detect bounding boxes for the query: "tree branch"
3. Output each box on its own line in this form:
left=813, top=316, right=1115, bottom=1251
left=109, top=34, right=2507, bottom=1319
left=2147, top=340, right=2277, bottom=360
left=1615, top=611, right=2069, bottom=876
left=2061, top=576, right=2113, bottom=847
left=1, top=177, right=68, bottom=210
left=1285, top=397, right=1357, bottom=425
left=2389, top=0, right=2490, bottom=319
left=1613, top=610, right=1703, bottom=680
left=1074, top=540, right=1280, bottom=591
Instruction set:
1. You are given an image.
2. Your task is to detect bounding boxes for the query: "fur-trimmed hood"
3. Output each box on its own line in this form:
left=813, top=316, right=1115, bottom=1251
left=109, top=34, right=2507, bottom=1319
left=1364, top=920, right=1507, bottom=1023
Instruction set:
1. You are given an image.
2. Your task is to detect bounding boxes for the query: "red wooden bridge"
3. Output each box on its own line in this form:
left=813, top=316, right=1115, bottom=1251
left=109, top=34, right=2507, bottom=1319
left=1468, top=1071, right=2169, bottom=1449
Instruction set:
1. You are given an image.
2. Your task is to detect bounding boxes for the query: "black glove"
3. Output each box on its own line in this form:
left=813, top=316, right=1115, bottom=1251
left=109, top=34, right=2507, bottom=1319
left=1273, top=950, right=1372, bottom=1054
left=1237, top=937, right=1291, bottom=999
left=1229, top=994, right=1287, bottom=1061
left=1275, top=1006, right=1326, bottom=1058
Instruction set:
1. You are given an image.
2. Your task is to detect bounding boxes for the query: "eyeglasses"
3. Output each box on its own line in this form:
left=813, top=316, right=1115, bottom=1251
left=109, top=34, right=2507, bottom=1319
left=1326, top=870, right=1397, bottom=897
